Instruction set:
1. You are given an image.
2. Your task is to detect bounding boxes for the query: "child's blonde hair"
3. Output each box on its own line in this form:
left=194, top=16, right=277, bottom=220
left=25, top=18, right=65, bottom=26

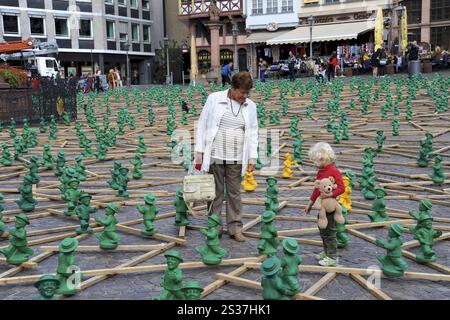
left=308, top=142, right=336, bottom=166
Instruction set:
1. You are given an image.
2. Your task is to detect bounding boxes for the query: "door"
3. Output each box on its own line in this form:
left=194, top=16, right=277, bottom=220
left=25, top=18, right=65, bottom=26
left=238, top=48, right=247, bottom=72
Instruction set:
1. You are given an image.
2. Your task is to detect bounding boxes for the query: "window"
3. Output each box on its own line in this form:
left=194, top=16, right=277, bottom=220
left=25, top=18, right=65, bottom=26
left=198, top=50, right=211, bottom=71
left=106, top=20, right=115, bottom=40
left=55, top=18, right=69, bottom=37
left=252, top=0, right=263, bottom=15
left=403, top=0, right=422, bottom=24
left=408, top=29, right=421, bottom=43
left=431, top=0, right=450, bottom=22
left=220, top=49, right=233, bottom=66
left=143, top=25, right=151, bottom=42
left=324, top=0, right=340, bottom=4
left=267, top=0, right=278, bottom=14
left=2, top=15, right=19, bottom=34
left=130, top=0, right=138, bottom=8
left=118, top=0, right=126, bottom=6
left=119, top=22, right=128, bottom=41
left=105, top=0, right=113, bottom=4
left=431, top=26, right=450, bottom=51
left=281, top=0, right=293, bottom=12
left=131, top=23, right=139, bottom=42
left=142, top=0, right=150, bottom=10
left=30, top=17, right=45, bottom=35
left=79, top=19, right=92, bottom=38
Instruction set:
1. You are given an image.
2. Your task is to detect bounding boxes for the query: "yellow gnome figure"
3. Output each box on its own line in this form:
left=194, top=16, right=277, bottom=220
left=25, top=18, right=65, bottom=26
left=242, top=168, right=258, bottom=192
left=339, top=176, right=352, bottom=212
left=281, top=153, right=295, bottom=179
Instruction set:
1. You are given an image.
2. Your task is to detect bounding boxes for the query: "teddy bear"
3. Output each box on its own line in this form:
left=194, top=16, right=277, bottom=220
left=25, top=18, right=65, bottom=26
left=314, top=177, right=345, bottom=229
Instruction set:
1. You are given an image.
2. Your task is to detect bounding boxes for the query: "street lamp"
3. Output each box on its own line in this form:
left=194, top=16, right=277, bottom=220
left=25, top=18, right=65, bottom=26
left=181, top=41, right=189, bottom=86
left=396, top=4, right=404, bottom=56
left=164, top=36, right=171, bottom=85
left=123, top=42, right=130, bottom=88
left=307, top=15, right=315, bottom=60
left=232, top=24, right=239, bottom=73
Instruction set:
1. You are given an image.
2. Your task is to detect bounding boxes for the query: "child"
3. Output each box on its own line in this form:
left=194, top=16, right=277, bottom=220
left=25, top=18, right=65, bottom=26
left=315, top=65, right=326, bottom=83
left=305, top=142, right=345, bottom=267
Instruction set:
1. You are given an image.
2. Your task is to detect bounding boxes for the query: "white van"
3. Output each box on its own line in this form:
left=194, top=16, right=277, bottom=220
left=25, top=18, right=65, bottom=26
left=27, top=57, right=60, bottom=77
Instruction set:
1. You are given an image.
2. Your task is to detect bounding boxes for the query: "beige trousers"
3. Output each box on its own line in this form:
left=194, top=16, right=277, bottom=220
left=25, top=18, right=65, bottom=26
left=209, top=162, right=243, bottom=235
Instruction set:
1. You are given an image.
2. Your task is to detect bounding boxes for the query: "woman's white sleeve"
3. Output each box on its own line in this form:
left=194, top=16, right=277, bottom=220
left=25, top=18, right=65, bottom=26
left=194, top=95, right=212, bottom=153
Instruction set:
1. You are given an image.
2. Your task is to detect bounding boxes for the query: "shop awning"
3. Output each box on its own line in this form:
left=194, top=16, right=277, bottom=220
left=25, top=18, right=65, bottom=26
left=267, top=21, right=374, bottom=45
left=246, top=30, right=292, bottom=44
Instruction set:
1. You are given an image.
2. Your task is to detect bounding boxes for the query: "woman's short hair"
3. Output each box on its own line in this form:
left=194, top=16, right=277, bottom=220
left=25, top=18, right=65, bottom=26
left=231, top=71, right=253, bottom=92
left=308, top=142, right=336, bottom=164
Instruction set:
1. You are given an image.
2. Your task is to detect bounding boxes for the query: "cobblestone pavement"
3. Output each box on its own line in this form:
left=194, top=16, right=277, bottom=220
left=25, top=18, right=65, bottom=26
left=0, top=73, right=449, bottom=300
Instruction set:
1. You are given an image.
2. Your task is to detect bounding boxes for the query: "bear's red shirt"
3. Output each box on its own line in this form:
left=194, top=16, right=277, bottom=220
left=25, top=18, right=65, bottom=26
left=310, top=162, right=345, bottom=202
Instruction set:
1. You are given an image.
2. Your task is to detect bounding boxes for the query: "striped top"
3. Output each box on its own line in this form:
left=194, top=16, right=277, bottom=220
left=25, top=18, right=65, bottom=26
left=211, top=99, right=245, bottom=161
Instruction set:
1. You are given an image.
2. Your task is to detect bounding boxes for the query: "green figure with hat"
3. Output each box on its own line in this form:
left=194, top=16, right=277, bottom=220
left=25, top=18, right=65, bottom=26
left=261, top=256, right=291, bottom=300
left=0, top=193, right=7, bottom=236
left=376, top=224, right=408, bottom=277
left=429, top=155, right=445, bottom=185
left=0, top=143, right=13, bottom=166
left=107, top=161, right=122, bottom=190
left=16, top=175, right=37, bottom=212
left=0, top=213, right=34, bottom=265
left=336, top=206, right=349, bottom=248
left=173, top=188, right=189, bottom=227
left=62, top=178, right=81, bottom=216
left=409, top=200, right=442, bottom=263
left=368, top=187, right=388, bottom=223
left=75, top=192, right=97, bottom=234
left=345, top=170, right=356, bottom=189
left=137, top=194, right=159, bottom=236
left=62, top=111, right=71, bottom=126
left=280, top=238, right=302, bottom=295
left=34, top=274, right=60, bottom=300
left=196, top=214, right=227, bottom=265
left=95, top=140, right=108, bottom=160
left=181, top=280, right=203, bottom=300
left=54, top=151, right=66, bottom=177
left=258, top=210, right=279, bottom=257
left=41, top=144, right=54, bottom=169
left=137, top=135, right=148, bottom=155
left=155, top=250, right=185, bottom=300
left=58, top=166, right=79, bottom=195
left=25, top=155, right=41, bottom=184
left=375, top=130, right=386, bottom=152
left=392, top=118, right=400, bottom=136
left=95, top=203, right=121, bottom=250
left=13, top=136, right=24, bottom=160
left=130, top=152, right=143, bottom=179
left=56, top=238, right=82, bottom=296
left=74, top=156, right=87, bottom=181
left=116, top=166, right=130, bottom=197
left=265, top=177, right=280, bottom=213
left=293, top=137, right=303, bottom=164
left=362, top=169, right=376, bottom=201
left=39, top=117, right=47, bottom=134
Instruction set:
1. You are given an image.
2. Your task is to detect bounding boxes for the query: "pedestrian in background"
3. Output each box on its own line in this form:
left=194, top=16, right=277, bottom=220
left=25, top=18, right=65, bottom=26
left=221, top=62, right=233, bottom=85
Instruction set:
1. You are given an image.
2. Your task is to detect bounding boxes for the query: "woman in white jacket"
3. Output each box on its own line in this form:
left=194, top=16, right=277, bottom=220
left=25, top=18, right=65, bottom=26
left=194, top=71, right=258, bottom=242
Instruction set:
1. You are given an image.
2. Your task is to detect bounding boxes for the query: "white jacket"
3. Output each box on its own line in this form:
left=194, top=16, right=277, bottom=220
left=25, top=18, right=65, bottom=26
left=194, top=89, right=259, bottom=176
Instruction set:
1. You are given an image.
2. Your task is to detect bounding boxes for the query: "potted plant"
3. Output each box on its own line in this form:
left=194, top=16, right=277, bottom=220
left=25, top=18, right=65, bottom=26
left=0, top=66, right=28, bottom=89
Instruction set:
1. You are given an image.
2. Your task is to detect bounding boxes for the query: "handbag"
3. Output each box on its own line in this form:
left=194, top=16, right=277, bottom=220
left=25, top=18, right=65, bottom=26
left=379, top=59, right=387, bottom=66
left=183, top=165, right=215, bottom=216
